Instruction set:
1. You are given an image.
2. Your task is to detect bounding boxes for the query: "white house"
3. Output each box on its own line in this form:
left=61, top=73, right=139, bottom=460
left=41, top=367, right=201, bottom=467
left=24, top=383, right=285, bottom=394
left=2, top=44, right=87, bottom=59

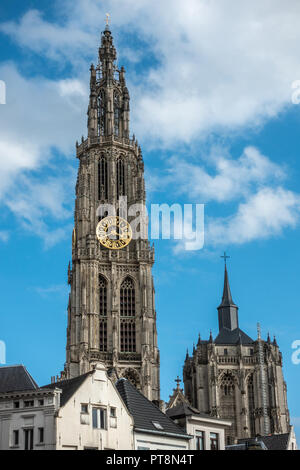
left=0, top=363, right=134, bottom=450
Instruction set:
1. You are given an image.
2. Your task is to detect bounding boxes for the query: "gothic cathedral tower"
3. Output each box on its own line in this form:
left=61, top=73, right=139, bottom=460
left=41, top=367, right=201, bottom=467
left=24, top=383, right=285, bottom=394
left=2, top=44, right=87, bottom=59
left=65, top=26, right=160, bottom=402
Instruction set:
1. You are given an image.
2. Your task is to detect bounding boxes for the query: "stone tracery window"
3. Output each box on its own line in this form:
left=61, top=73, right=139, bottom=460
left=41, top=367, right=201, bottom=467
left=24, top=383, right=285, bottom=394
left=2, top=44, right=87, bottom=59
left=219, top=372, right=237, bottom=444
left=120, top=277, right=136, bottom=352
left=120, top=277, right=135, bottom=317
left=221, top=372, right=235, bottom=396
left=99, top=275, right=107, bottom=352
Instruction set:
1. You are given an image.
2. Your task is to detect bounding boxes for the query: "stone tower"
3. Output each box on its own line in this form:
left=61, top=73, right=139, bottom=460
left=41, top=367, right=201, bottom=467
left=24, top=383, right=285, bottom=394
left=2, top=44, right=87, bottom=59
left=65, top=26, right=160, bottom=402
left=183, top=264, right=290, bottom=444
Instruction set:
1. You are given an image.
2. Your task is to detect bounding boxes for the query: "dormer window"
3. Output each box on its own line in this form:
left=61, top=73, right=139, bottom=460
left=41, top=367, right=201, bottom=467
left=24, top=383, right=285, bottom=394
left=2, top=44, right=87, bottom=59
left=152, top=421, right=164, bottom=430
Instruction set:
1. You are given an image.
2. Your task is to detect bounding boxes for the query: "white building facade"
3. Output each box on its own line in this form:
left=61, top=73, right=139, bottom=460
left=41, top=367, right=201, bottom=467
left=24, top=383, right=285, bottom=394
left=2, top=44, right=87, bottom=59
left=0, top=364, right=134, bottom=450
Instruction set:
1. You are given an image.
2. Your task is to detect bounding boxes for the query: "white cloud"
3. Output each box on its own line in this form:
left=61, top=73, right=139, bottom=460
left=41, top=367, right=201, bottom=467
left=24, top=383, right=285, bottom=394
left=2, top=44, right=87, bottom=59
left=167, top=146, right=285, bottom=203
left=207, top=187, right=300, bottom=246
left=0, top=63, right=85, bottom=245
left=2, top=0, right=300, bottom=144
left=5, top=170, right=75, bottom=248
left=1, top=1, right=300, bottom=248
left=154, top=146, right=300, bottom=250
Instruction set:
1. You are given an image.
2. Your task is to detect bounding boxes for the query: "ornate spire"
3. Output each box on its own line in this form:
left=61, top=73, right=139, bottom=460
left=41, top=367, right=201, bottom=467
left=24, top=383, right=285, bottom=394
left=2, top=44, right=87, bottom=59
left=220, top=264, right=235, bottom=307
left=99, top=26, right=117, bottom=81
left=217, top=262, right=239, bottom=331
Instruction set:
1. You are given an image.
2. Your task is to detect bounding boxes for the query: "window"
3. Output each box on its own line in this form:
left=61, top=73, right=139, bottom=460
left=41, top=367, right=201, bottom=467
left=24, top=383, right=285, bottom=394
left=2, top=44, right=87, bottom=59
left=220, top=372, right=237, bottom=444
left=98, top=155, right=108, bottom=200
left=247, top=374, right=255, bottom=437
left=110, top=407, right=116, bottom=418
left=120, top=278, right=135, bottom=317
left=120, top=319, right=136, bottom=353
left=81, top=404, right=88, bottom=414
left=120, top=277, right=136, bottom=353
left=38, top=399, right=44, bottom=406
left=99, top=276, right=107, bottom=316
left=38, top=428, right=44, bottom=444
left=224, top=348, right=228, bottom=356
left=250, top=348, right=254, bottom=356
left=13, top=430, right=19, bottom=446
left=92, top=408, right=107, bottom=429
left=114, top=93, right=120, bottom=137
left=24, top=400, right=34, bottom=408
left=99, top=275, right=107, bottom=352
left=196, top=431, right=205, bottom=450
left=99, top=320, right=107, bottom=352
left=221, top=373, right=235, bottom=396
left=210, top=433, right=219, bottom=450
left=116, top=157, right=125, bottom=198
left=97, top=91, right=105, bottom=136
left=24, top=429, right=34, bottom=450
left=13, top=401, right=20, bottom=409
left=152, top=421, right=164, bottom=430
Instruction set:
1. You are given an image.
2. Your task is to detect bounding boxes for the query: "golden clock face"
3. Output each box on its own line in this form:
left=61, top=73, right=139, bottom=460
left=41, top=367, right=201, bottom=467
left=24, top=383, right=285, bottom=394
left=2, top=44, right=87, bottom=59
left=96, top=216, right=132, bottom=250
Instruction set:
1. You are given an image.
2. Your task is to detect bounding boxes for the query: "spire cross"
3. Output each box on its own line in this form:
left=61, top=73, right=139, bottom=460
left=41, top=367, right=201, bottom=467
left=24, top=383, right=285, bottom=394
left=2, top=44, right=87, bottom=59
left=221, top=251, right=230, bottom=266
left=105, top=13, right=111, bottom=26
left=175, top=376, right=181, bottom=389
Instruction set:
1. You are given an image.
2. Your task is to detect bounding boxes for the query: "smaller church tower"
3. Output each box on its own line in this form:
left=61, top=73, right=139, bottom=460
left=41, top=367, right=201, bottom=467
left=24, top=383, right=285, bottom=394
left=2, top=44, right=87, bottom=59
left=183, top=264, right=290, bottom=445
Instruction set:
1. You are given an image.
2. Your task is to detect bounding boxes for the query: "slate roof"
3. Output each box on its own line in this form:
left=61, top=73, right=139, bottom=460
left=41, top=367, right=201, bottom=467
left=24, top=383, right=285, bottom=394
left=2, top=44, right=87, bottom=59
left=214, top=327, right=254, bottom=345
left=41, top=371, right=92, bottom=407
left=238, top=433, right=290, bottom=451
left=116, top=378, right=189, bottom=438
left=167, top=402, right=211, bottom=420
left=0, top=365, right=38, bottom=393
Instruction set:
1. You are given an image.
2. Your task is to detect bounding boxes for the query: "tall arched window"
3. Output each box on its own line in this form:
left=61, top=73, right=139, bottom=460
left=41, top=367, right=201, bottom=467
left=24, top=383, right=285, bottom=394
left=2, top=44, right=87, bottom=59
left=99, top=276, right=107, bottom=352
left=120, top=277, right=136, bottom=352
left=114, top=92, right=120, bottom=137
left=247, top=374, right=256, bottom=437
left=120, top=277, right=135, bottom=317
left=116, top=157, right=125, bottom=199
left=97, top=90, right=105, bottom=136
left=98, top=155, right=108, bottom=200
left=219, top=373, right=237, bottom=444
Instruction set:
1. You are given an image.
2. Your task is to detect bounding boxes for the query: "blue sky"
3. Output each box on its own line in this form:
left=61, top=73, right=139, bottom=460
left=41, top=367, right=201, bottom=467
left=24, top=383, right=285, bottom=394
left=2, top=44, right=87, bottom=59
left=0, top=0, right=300, bottom=441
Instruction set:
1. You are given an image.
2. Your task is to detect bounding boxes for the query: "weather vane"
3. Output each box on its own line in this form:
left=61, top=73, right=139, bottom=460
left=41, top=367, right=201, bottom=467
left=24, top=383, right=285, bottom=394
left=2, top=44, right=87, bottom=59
left=221, top=251, right=230, bottom=266
left=105, top=13, right=111, bottom=26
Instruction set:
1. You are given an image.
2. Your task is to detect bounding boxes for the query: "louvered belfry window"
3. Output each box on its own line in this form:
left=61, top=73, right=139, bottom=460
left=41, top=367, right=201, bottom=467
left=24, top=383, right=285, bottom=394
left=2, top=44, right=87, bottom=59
left=99, top=275, right=107, bottom=352
left=120, top=278, right=136, bottom=352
